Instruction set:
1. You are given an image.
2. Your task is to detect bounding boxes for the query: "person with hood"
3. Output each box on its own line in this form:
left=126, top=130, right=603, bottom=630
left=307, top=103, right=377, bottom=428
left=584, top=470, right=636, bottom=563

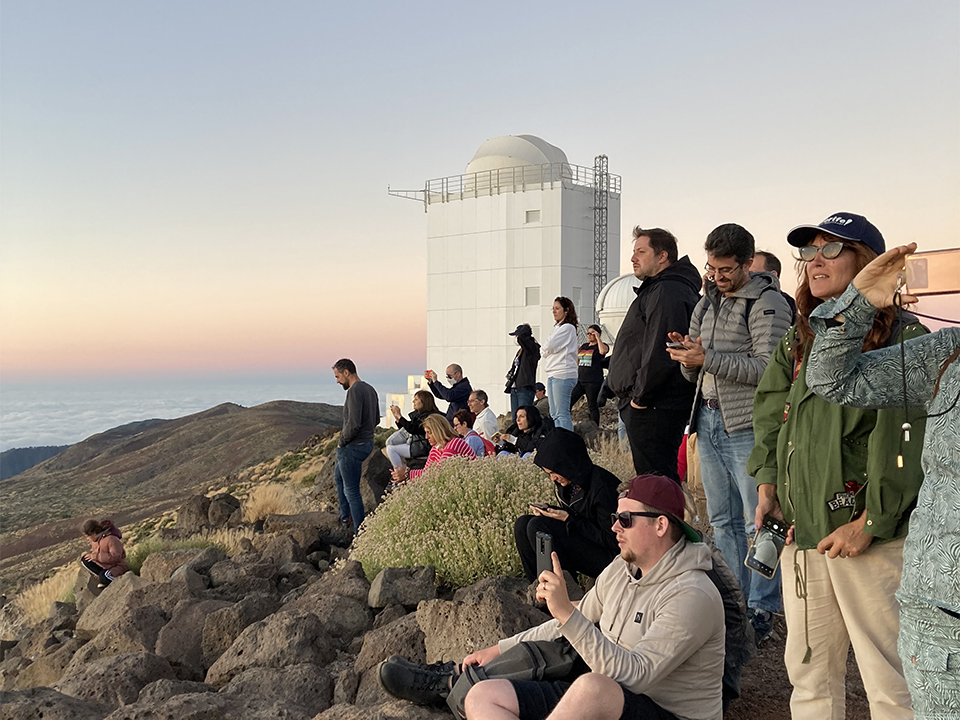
left=607, top=227, right=701, bottom=480
left=513, top=427, right=620, bottom=581
left=495, top=404, right=553, bottom=458
left=505, top=323, right=541, bottom=422
left=805, top=242, right=960, bottom=719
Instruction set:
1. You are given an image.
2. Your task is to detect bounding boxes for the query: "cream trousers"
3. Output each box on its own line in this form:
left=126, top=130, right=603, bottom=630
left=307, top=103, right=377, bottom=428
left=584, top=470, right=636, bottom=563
left=781, top=539, right=912, bottom=720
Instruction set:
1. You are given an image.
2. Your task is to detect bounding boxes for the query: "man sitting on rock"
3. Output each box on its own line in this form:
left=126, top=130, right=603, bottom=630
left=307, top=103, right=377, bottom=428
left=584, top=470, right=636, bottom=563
left=380, top=474, right=726, bottom=720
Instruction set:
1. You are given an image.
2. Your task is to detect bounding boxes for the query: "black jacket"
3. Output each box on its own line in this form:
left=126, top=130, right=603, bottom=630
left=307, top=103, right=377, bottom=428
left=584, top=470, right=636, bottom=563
left=606, top=256, right=701, bottom=410
left=509, top=326, right=541, bottom=391
left=396, top=409, right=442, bottom=438
left=501, top=405, right=554, bottom=456
left=533, top=428, right=620, bottom=556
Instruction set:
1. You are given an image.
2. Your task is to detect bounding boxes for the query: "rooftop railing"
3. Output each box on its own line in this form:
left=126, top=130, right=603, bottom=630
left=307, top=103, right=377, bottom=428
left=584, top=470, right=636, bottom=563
left=424, top=162, right=621, bottom=205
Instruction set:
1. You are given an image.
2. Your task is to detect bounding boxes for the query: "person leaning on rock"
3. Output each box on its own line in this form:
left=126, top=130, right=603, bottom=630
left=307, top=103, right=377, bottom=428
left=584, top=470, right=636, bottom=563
left=80, top=519, right=127, bottom=588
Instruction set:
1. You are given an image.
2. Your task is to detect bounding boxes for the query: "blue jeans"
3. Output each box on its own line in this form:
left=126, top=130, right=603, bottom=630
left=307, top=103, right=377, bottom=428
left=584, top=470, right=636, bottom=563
left=696, top=406, right=780, bottom=613
left=510, top=386, right=535, bottom=421
left=334, top=442, right=373, bottom=534
left=547, top=377, right=577, bottom=431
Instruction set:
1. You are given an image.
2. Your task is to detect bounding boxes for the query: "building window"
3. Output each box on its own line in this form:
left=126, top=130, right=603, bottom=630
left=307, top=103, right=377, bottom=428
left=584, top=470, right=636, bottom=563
left=525, top=287, right=540, bottom=307
left=525, top=210, right=541, bottom=224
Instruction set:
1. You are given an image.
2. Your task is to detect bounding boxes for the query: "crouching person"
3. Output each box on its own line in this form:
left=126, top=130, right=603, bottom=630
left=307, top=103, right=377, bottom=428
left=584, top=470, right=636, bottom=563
left=381, top=475, right=725, bottom=720
left=514, top=428, right=619, bottom=582
left=80, top=519, right=127, bottom=588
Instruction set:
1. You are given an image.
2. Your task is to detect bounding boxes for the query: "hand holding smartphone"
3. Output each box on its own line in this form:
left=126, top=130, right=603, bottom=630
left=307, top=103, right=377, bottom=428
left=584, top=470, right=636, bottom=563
left=535, top=532, right=554, bottom=577
left=745, top=515, right=788, bottom=578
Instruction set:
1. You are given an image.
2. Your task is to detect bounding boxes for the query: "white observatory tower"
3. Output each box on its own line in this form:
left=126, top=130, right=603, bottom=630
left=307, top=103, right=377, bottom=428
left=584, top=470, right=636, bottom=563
left=392, top=135, right=621, bottom=416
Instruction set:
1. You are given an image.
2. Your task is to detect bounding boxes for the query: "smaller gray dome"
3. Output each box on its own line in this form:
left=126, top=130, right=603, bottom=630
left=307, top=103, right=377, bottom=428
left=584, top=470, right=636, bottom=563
left=596, top=273, right=641, bottom=314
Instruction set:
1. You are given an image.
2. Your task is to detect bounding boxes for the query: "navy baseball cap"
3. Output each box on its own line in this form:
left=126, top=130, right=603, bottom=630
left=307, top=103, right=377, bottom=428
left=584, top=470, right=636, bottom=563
left=786, top=212, right=885, bottom=257
left=534, top=382, right=546, bottom=392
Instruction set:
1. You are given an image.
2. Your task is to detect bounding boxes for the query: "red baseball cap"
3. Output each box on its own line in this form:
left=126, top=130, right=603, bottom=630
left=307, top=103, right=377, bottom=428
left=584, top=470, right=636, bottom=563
left=624, top=474, right=701, bottom=543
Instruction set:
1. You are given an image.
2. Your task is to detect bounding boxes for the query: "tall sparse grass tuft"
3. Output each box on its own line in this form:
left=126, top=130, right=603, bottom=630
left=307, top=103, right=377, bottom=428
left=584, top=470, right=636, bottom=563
left=351, top=455, right=553, bottom=588
left=126, top=526, right=258, bottom=574
left=12, top=565, right=77, bottom=626
left=242, top=483, right=310, bottom=523
left=589, top=433, right=636, bottom=489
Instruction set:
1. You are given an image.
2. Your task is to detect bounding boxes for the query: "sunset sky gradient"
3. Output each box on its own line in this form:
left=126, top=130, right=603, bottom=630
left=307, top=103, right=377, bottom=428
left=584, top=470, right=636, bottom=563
left=2, top=0, right=957, bottom=381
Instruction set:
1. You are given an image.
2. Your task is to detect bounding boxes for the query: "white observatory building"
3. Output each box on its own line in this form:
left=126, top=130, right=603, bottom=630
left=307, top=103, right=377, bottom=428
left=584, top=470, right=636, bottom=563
left=391, top=135, right=621, bottom=416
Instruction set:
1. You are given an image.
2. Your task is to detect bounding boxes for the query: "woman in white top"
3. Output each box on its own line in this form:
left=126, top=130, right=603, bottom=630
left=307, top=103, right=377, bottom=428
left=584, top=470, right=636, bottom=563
left=540, top=297, right=579, bottom=431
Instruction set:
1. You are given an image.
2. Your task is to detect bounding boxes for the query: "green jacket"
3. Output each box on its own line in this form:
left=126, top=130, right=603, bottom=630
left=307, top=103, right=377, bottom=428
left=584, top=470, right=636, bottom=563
left=747, top=324, right=927, bottom=551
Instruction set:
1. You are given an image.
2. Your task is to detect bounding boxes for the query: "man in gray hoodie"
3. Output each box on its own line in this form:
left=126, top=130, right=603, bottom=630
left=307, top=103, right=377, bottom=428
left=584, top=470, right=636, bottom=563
left=462, top=474, right=725, bottom=720
left=667, top=224, right=792, bottom=644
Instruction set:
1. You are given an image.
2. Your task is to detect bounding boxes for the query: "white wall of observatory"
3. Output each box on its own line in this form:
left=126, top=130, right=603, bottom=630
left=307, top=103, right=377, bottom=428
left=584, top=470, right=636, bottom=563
left=425, top=184, right=620, bottom=416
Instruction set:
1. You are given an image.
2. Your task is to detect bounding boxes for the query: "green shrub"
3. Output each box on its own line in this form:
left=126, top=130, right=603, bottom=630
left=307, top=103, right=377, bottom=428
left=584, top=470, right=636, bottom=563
left=351, top=455, right=553, bottom=588
left=274, top=453, right=306, bottom=477
left=321, top=437, right=338, bottom=456
left=300, top=471, right=319, bottom=487
left=126, top=537, right=216, bottom=575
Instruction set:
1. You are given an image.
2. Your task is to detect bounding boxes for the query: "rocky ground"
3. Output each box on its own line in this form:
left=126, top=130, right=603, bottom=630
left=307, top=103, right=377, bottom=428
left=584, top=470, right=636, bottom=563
left=0, top=405, right=873, bottom=719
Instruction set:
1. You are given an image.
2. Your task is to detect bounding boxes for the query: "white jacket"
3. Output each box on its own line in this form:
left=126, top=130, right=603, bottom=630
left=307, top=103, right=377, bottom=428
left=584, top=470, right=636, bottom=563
left=500, top=540, right=725, bottom=720
left=540, top=323, right=578, bottom=380
left=474, top=406, right=499, bottom=442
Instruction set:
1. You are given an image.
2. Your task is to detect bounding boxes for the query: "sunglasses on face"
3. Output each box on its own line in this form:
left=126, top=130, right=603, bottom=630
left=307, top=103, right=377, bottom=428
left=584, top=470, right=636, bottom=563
left=798, top=241, right=845, bottom=262
left=610, top=511, right=664, bottom=528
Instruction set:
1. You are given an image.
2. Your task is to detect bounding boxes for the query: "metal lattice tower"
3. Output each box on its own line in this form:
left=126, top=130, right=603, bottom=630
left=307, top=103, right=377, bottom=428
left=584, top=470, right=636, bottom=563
left=593, top=154, right=609, bottom=322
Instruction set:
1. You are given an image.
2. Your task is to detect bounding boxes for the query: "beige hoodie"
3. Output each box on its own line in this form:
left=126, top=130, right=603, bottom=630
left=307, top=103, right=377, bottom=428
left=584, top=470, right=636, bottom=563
left=499, top=539, right=724, bottom=720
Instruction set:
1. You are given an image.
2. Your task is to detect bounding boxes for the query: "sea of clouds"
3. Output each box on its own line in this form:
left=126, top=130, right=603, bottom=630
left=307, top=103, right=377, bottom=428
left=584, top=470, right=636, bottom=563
left=0, top=371, right=409, bottom=452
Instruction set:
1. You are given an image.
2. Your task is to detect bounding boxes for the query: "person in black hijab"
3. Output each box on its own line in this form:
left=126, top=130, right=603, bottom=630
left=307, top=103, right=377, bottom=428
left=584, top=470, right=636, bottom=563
left=514, top=427, right=620, bottom=581
left=495, top=404, right=553, bottom=458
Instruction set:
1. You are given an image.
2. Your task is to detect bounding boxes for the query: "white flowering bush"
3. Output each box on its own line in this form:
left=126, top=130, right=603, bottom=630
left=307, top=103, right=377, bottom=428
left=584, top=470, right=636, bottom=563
left=351, top=455, right=553, bottom=588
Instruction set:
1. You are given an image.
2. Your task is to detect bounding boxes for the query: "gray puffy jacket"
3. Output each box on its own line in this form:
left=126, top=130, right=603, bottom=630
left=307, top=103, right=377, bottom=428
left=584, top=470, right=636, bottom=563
left=682, top=272, right=792, bottom=433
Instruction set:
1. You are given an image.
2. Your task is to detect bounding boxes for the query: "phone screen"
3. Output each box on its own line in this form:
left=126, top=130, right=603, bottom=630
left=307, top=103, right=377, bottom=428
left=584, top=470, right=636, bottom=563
left=744, top=516, right=788, bottom=579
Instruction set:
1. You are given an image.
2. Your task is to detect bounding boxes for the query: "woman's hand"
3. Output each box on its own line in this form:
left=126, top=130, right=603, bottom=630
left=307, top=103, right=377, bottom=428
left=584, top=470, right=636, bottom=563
left=390, top=405, right=401, bottom=420
left=755, top=484, right=795, bottom=545
left=390, top=467, right=408, bottom=483
left=817, top=514, right=873, bottom=558
left=538, top=507, right=569, bottom=522
left=852, top=243, right=919, bottom=309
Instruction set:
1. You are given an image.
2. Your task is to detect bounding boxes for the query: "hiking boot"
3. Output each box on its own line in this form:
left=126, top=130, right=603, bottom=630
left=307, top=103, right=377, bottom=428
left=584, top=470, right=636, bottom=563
left=750, top=608, right=774, bottom=648
left=377, top=655, right=456, bottom=706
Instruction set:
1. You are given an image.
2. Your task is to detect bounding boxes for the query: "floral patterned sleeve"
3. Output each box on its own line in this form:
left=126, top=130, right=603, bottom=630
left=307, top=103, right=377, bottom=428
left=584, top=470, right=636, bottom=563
left=807, top=283, right=957, bottom=409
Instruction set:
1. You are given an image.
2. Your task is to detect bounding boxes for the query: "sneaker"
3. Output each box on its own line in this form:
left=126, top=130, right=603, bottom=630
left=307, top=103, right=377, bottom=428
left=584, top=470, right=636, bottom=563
left=750, top=608, right=774, bottom=648
left=339, top=516, right=353, bottom=530
left=377, top=655, right=456, bottom=706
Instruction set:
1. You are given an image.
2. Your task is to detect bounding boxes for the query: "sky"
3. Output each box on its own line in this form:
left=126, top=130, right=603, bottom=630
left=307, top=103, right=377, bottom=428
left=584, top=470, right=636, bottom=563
left=2, top=0, right=958, bottom=383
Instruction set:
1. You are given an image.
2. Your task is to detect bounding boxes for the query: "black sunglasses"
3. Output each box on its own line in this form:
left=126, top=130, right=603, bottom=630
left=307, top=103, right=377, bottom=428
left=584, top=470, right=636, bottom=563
left=798, top=241, right=845, bottom=262
left=611, top=511, right=664, bottom=528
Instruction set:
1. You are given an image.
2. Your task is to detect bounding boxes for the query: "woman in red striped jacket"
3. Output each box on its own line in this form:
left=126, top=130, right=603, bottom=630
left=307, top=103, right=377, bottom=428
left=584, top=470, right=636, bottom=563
left=390, top=414, right=476, bottom=485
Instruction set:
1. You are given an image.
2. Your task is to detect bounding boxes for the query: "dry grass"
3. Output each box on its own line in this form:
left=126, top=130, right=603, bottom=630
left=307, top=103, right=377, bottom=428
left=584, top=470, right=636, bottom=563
left=194, top=526, right=257, bottom=555
left=11, top=565, right=77, bottom=626
left=242, top=483, right=310, bottom=523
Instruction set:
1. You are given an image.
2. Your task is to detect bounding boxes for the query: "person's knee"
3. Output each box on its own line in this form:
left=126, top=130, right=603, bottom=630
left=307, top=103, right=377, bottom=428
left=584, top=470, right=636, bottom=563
left=464, top=679, right=517, bottom=719
left=559, top=674, right=623, bottom=717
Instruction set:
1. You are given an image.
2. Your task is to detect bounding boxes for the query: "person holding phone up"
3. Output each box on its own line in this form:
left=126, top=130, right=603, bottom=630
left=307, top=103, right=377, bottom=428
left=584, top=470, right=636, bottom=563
left=746, top=213, right=927, bottom=720
left=513, top=428, right=619, bottom=582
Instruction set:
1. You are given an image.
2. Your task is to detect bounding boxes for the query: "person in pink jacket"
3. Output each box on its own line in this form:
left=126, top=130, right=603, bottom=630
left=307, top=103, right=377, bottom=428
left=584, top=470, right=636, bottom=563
left=80, top=519, right=128, bottom=588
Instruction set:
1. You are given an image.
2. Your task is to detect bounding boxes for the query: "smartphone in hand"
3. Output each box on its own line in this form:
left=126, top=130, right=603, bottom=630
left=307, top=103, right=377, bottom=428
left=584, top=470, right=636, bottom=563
left=745, top=515, right=788, bottom=579
left=535, top=531, right=553, bottom=577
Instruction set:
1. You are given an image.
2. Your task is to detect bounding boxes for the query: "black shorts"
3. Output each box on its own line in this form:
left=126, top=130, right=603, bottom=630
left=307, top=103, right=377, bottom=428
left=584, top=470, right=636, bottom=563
left=510, top=679, right=679, bottom=720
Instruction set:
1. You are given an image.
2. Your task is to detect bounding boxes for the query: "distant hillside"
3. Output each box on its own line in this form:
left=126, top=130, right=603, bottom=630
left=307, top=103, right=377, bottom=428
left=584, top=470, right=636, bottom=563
left=0, top=445, right=69, bottom=480
left=0, top=400, right=342, bottom=534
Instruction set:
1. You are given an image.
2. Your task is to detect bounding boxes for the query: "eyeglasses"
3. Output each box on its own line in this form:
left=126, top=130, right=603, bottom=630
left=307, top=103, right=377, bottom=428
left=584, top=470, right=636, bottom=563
left=610, top=511, right=664, bottom=528
left=703, top=262, right=744, bottom=279
left=798, top=241, right=845, bottom=262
